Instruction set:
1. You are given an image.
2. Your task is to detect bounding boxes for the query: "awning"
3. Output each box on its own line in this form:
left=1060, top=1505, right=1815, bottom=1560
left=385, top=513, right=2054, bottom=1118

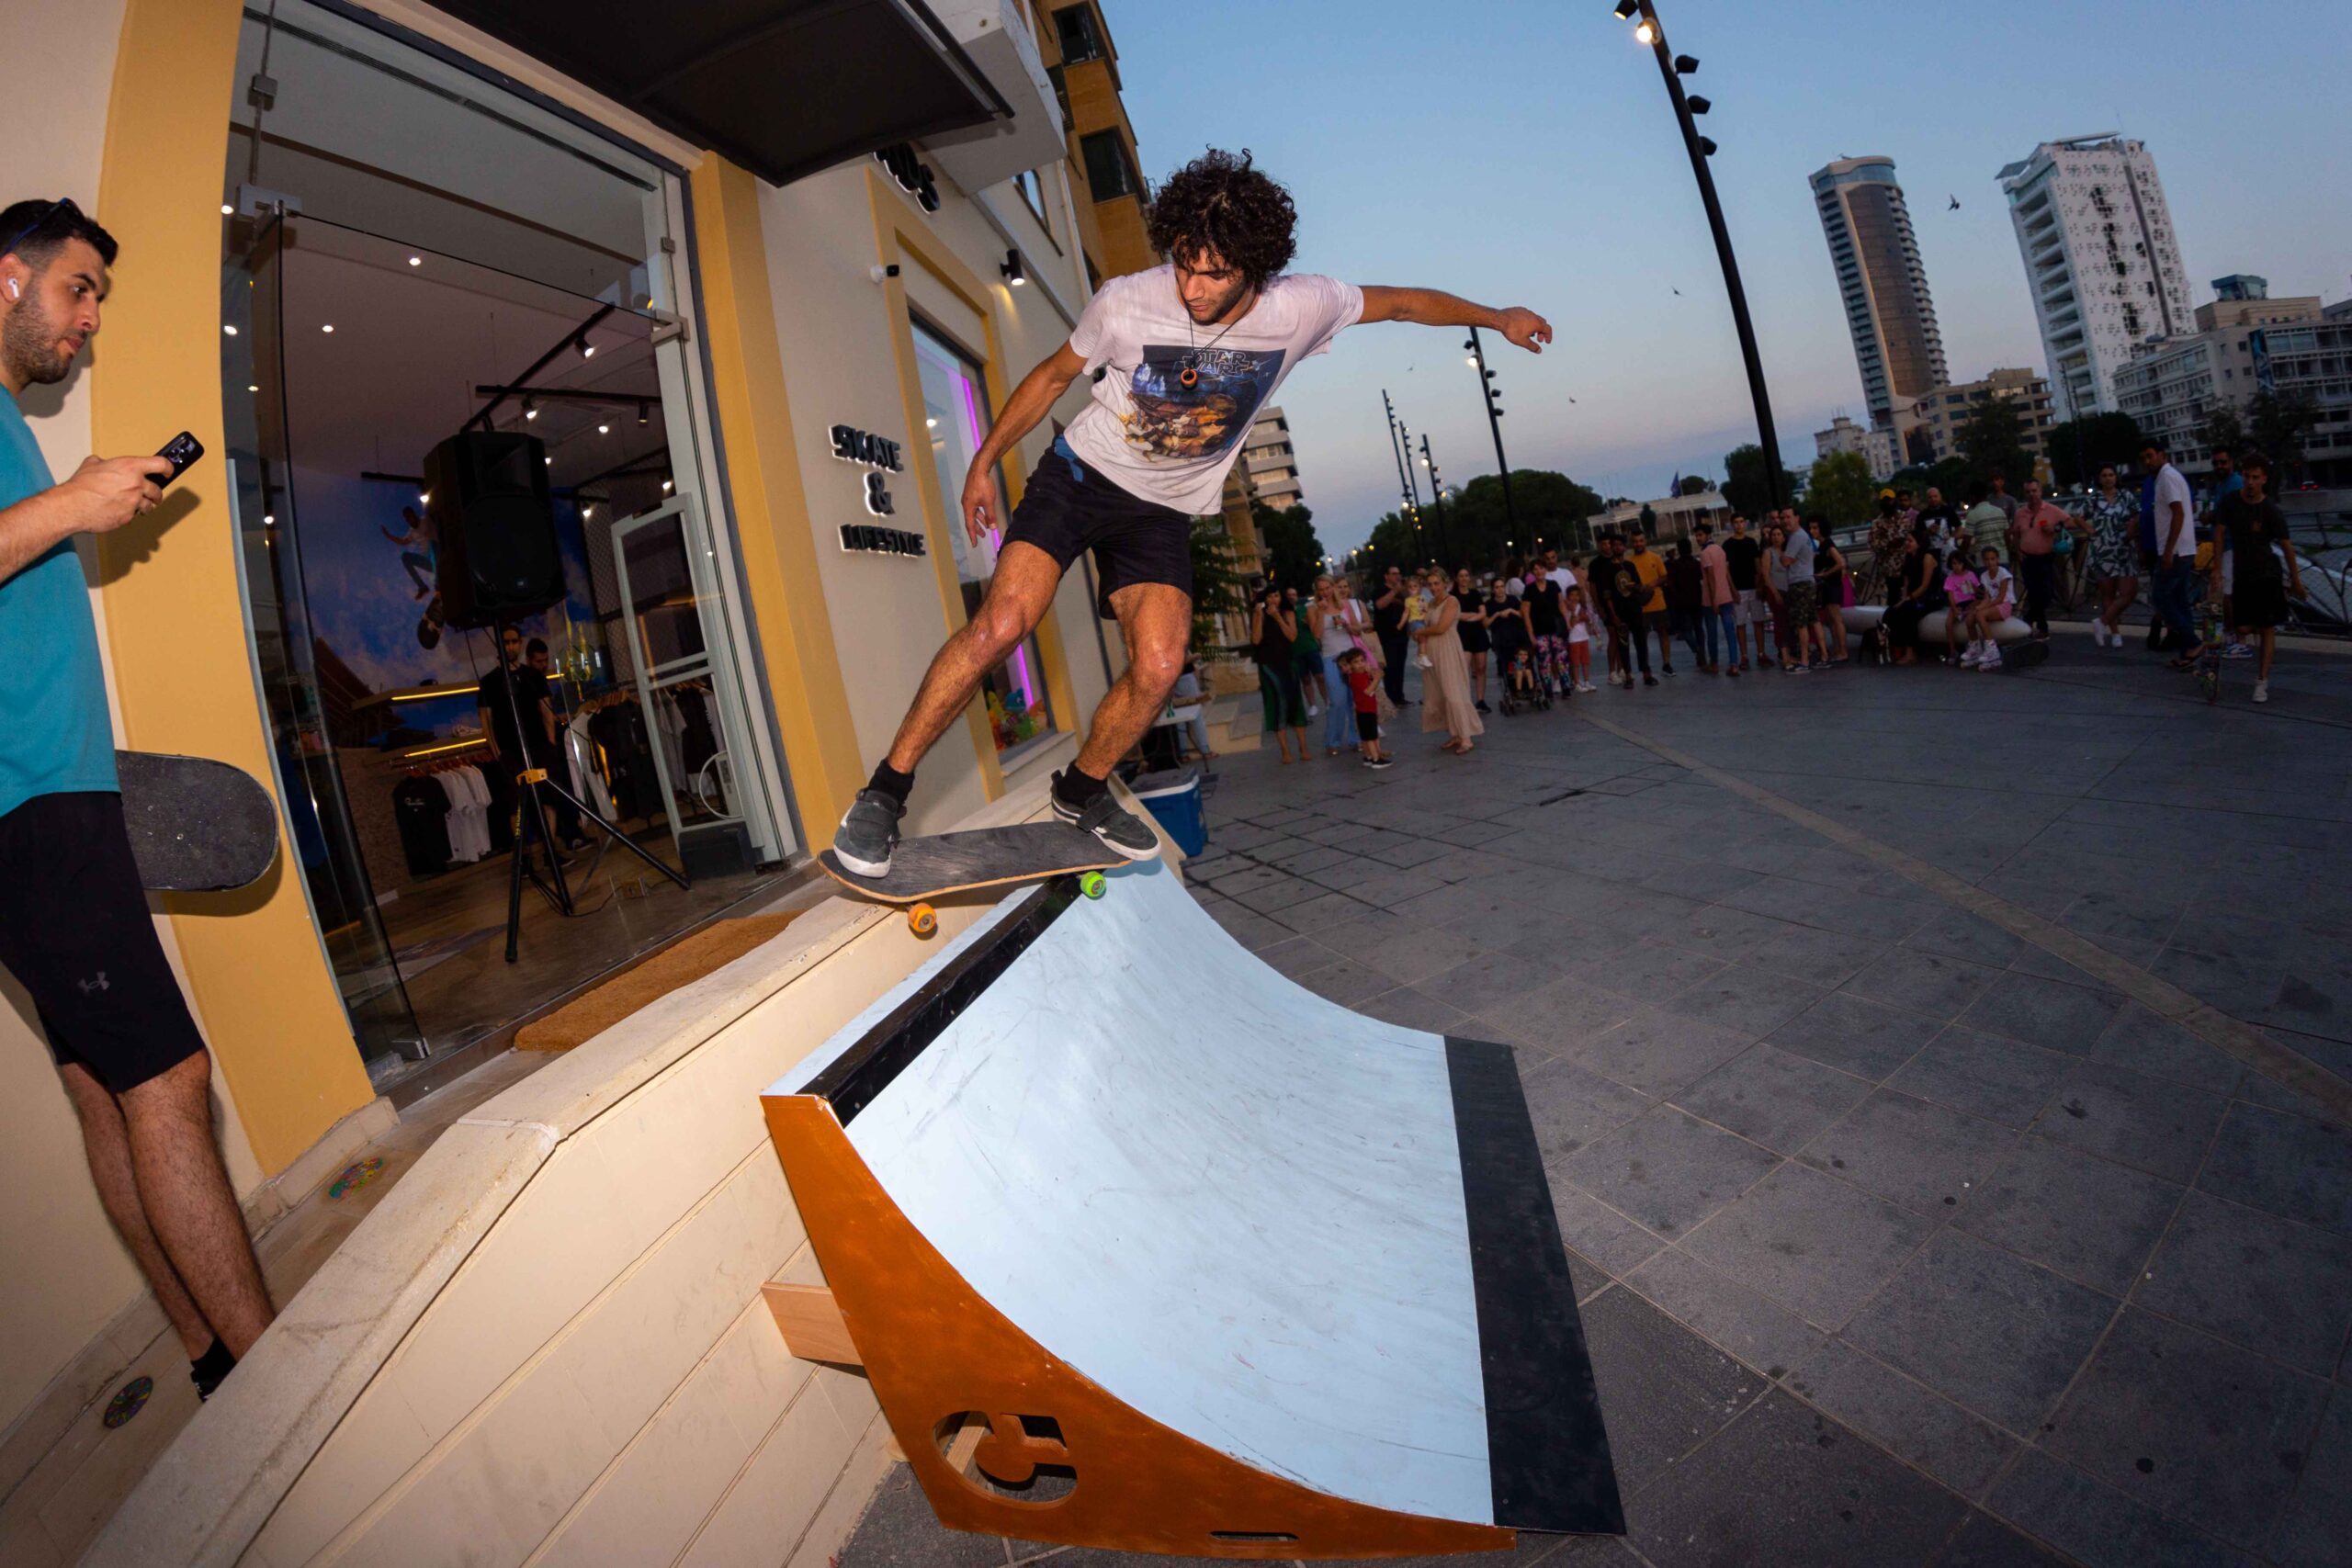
left=425, top=0, right=1012, bottom=186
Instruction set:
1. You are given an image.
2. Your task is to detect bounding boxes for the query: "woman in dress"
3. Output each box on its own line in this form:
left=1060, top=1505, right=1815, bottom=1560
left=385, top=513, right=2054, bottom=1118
left=2079, top=463, right=2142, bottom=649
left=1308, top=575, right=1368, bottom=756
left=1412, top=567, right=1485, bottom=755
left=1453, top=566, right=1493, bottom=713
left=1808, top=515, right=1850, bottom=664
left=1251, top=584, right=1310, bottom=763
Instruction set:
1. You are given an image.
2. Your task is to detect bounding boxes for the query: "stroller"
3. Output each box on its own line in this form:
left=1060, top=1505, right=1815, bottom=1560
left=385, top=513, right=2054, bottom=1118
left=1498, top=645, right=1552, bottom=716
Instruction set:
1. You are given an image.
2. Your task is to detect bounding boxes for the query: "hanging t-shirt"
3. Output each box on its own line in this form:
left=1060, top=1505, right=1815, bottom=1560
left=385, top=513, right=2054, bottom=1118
left=391, top=774, right=452, bottom=875
left=1063, top=267, right=1364, bottom=516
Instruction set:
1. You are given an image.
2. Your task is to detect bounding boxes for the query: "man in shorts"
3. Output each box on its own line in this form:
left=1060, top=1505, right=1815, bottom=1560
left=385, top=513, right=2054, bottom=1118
left=831, top=151, right=1553, bottom=873
left=0, top=197, right=275, bottom=1399
left=1721, top=513, right=1763, bottom=672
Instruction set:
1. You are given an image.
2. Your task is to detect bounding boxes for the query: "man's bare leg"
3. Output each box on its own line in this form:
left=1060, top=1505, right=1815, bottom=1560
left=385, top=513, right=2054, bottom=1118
left=882, top=543, right=1065, bottom=773
left=117, top=1052, right=276, bottom=1357
left=61, top=1062, right=214, bottom=1357
left=1073, top=582, right=1191, bottom=778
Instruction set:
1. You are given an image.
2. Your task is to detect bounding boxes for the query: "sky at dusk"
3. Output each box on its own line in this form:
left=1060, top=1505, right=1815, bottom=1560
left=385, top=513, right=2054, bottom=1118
left=1102, top=0, right=2352, bottom=555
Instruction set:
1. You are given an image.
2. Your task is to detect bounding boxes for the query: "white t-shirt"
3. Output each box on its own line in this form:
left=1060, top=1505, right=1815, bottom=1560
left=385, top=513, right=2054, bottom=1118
left=2153, top=464, right=2197, bottom=557
left=1546, top=566, right=1577, bottom=594
left=1064, top=267, right=1365, bottom=516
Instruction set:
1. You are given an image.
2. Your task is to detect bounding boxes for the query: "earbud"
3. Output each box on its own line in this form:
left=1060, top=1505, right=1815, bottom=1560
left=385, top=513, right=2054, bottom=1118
left=4, top=279, right=17, bottom=300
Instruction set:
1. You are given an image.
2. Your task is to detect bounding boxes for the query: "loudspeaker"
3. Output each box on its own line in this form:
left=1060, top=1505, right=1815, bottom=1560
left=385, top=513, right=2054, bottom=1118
left=426, top=431, right=563, bottom=628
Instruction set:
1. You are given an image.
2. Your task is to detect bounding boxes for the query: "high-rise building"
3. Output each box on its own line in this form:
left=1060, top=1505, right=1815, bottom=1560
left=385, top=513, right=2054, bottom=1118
left=1902, top=368, right=2058, bottom=468
left=1238, top=406, right=1305, bottom=512
left=1997, top=135, right=2193, bottom=422
left=1811, top=156, right=1949, bottom=430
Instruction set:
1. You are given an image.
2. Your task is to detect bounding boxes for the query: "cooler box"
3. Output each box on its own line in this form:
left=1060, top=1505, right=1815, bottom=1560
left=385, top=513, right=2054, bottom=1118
left=1127, top=767, right=1206, bottom=857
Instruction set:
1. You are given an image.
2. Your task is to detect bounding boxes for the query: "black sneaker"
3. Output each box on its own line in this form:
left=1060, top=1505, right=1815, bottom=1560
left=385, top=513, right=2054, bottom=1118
left=1363, top=756, right=1395, bottom=770
left=831, top=788, right=905, bottom=877
left=1642, top=673, right=1658, bottom=687
left=1052, top=779, right=1159, bottom=860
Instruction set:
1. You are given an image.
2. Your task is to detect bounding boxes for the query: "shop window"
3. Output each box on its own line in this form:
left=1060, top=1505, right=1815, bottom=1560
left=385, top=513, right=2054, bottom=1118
left=1080, top=131, right=1139, bottom=202
left=911, top=321, right=1056, bottom=758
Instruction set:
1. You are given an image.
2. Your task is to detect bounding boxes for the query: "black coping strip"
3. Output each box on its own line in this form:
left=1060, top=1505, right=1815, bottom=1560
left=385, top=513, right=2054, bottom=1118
left=801, top=880, right=1079, bottom=1125
left=1445, top=1036, right=1626, bottom=1536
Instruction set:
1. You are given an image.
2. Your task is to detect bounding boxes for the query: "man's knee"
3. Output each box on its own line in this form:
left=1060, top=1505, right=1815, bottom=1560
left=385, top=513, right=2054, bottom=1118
left=964, top=601, right=1033, bottom=663
left=1129, top=642, right=1185, bottom=700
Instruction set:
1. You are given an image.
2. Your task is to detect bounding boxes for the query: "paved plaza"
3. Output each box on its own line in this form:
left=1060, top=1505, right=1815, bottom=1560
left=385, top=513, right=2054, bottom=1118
left=842, top=639, right=2351, bottom=1568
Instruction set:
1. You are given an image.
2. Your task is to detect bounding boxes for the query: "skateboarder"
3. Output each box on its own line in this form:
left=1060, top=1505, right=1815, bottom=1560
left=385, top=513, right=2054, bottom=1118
left=832, top=150, right=1553, bottom=874
left=0, top=197, right=277, bottom=1398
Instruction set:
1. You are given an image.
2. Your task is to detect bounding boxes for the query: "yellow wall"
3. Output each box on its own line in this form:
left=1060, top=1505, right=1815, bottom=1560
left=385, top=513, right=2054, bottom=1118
left=90, top=0, right=377, bottom=1179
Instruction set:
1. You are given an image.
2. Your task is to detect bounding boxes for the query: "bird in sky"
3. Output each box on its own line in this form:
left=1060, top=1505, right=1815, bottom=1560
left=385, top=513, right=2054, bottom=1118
left=1949, top=196, right=1962, bottom=210
left=1672, top=288, right=1683, bottom=296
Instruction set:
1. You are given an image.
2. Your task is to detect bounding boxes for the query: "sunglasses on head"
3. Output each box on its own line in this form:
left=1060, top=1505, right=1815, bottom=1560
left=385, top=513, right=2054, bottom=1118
left=0, top=197, right=80, bottom=264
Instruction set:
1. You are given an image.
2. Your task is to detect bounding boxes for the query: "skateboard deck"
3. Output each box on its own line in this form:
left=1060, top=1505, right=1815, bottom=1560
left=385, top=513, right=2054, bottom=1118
left=820, top=821, right=1128, bottom=919
left=2198, top=596, right=2225, bottom=704
left=116, top=750, right=278, bottom=892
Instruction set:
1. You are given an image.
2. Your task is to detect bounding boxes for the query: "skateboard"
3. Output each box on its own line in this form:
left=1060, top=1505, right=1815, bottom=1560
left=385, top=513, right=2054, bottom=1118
left=2197, top=595, right=2226, bottom=705
left=116, top=750, right=278, bottom=892
left=819, top=821, right=1127, bottom=935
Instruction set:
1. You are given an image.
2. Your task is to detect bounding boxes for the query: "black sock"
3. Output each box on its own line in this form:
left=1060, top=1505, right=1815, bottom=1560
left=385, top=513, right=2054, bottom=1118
left=191, top=1337, right=236, bottom=1400
left=1054, top=766, right=1108, bottom=812
left=865, top=761, right=914, bottom=807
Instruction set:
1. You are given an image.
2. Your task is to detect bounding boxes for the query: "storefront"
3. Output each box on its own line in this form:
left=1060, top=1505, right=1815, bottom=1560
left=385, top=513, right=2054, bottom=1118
left=5, top=0, right=1127, bottom=1454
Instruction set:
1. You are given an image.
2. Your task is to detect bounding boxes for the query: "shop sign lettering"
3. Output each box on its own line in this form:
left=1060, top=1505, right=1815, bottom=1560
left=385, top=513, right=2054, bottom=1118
left=840, top=524, right=928, bottom=558
left=831, top=423, right=904, bottom=518
left=873, top=145, right=941, bottom=212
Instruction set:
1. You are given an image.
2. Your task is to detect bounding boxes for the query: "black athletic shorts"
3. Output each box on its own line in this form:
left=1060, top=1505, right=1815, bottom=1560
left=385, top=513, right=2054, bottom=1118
left=0, top=792, right=209, bottom=1093
left=1004, top=436, right=1193, bottom=618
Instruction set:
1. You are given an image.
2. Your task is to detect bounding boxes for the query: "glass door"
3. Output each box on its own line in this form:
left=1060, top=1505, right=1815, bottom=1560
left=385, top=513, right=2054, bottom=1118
left=607, top=495, right=779, bottom=868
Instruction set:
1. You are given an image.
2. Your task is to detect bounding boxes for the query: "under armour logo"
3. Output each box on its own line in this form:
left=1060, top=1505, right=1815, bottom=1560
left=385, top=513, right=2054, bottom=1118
left=77, top=973, right=109, bottom=995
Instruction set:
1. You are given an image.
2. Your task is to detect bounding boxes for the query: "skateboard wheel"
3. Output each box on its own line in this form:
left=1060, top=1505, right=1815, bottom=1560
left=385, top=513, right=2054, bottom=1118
left=1080, top=872, right=1107, bottom=900
left=909, top=903, right=938, bottom=937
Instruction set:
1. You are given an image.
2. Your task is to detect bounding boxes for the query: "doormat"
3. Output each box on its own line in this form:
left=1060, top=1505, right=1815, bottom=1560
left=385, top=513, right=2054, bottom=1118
left=514, top=913, right=804, bottom=1054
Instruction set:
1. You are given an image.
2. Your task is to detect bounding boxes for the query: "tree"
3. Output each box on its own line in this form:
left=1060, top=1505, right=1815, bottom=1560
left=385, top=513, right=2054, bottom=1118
left=1252, top=500, right=1327, bottom=593
left=2248, top=389, right=2321, bottom=482
left=1720, top=444, right=1797, bottom=518
left=1806, top=450, right=1879, bottom=526
left=1188, top=518, right=1254, bottom=655
left=1677, top=475, right=1713, bottom=497
left=1955, top=394, right=2031, bottom=491
left=2043, top=411, right=2143, bottom=489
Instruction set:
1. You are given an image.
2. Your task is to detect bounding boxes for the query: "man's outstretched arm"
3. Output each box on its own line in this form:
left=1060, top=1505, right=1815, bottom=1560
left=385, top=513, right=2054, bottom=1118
left=1359, top=287, right=1553, bottom=354
left=959, top=341, right=1088, bottom=543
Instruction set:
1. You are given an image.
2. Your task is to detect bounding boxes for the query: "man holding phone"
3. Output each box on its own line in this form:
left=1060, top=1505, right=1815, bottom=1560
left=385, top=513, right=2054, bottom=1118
left=0, top=197, right=276, bottom=1399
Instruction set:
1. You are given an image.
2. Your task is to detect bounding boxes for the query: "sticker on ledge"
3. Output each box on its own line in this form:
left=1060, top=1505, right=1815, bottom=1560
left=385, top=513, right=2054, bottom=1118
left=103, top=1375, right=153, bottom=1429
left=329, top=1156, right=386, bottom=1200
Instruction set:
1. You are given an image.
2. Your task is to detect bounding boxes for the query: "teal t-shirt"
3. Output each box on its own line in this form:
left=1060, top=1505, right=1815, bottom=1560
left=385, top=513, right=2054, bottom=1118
left=0, top=389, right=117, bottom=818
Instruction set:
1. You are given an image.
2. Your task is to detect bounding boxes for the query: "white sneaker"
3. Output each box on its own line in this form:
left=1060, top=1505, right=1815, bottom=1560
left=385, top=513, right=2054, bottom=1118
left=1578, top=682, right=1599, bottom=694
left=2253, top=679, right=2269, bottom=705
left=2089, top=621, right=2109, bottom=648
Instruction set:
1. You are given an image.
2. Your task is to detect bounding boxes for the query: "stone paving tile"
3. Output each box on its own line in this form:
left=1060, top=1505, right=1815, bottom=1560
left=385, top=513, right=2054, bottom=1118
left=1555, top=1008, right=1753, bottom=1100
left=1840, top=948, right=2006, bottom=1024
left=1954, top=1135, right=2184, bottom=1299
left=1246, top=934, right=1340, bottom=982
left=1659, top=964, right=1826, bottom=1038
left=1558, top=942, right=1726, bottom=1003
left=2230, top=1064, right=2352, bottom=1132
left=1204, top=899, right=1288, bottom=952
left=1743, top=922, right=1894, bottom=987
left=1556, top=1106, right=1781, bottom=1241
left=1623, top=1246, right=1822, bottom=1380
left=838, top=1466, right=1007, bottom=1568
left=1901, top=908, right=2030, bottom=973
left=1767, top=990, right=1944, bottom=1080
left=1356, top=986, right=1473, bottom=1035
left=1621, top=1388, right=1971, bottom=1568
left=1264, top=888, right=1383, bottom=935
left=1673, top=1043, right=1874, bottom=1156
left=2136, top=1190, right=2352, bottom=1376
left=2043, top=1307, right=2331, bottom=1553
left=2030, top=1060, right=2231, bottom=1186
left=1577, top=1281, right=1763, bottom=1499
left=1678, top=1160, right=1934, bottom=1328
left=1522, top=1057, right=1656, bottom=1167
left=1295, top=956, right=1398, bottom=1008
left=1986, top=1447, right=2256, bottom=1568
left=1550, top=1184, right=1667, bottom=1281
left=1886, top=1027, right=2074, bottom=1130
left=1929, top=1510, right=2075, bottom=1567
left=1476, top=975, right=1641, bottom=1056
left=1800, top=1089, right=2018, bottom=1216
left=2197, top=1102, right=2352, bottom=1235
left=1959, top=971, right=2128, bottom=1054
left=1844, top=1230, right=2118, bottom=1434
left=2085, top=1003, right=2248, bottom=1096
left=2269, top=1392, right=2352, bottom=1568
left=1786, top=1339, right=2019, bottom=1501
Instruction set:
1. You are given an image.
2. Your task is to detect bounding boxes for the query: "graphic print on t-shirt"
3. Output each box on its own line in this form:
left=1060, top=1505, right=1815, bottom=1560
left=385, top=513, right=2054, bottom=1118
left=1122, top=344, right=1287, bottom=461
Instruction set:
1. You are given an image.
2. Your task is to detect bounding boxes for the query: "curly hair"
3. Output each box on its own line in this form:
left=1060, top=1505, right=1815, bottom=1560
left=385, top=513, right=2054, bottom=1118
left=1144, top=149, right=1297, bottom=291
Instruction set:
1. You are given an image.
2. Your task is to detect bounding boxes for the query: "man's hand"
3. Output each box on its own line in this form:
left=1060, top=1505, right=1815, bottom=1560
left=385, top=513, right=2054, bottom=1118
left=1497, top=307, right=1553, bottom=354
left=960, top=460, right=999, bottom=547
left=63, top=455, right=173, bottom=535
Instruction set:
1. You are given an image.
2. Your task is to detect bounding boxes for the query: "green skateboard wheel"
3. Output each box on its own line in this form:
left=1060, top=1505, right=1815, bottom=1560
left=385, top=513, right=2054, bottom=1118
left=1080, top=872, right=1107, bottom=899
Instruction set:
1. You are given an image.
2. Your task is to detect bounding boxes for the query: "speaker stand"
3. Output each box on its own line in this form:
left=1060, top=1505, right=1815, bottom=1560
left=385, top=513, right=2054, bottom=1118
left=493, top=659, right=689, bottom=964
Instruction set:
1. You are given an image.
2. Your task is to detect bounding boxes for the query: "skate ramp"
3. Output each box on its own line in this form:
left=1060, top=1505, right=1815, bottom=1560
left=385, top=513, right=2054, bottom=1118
left=763, top=858, right=1621, bottom=1556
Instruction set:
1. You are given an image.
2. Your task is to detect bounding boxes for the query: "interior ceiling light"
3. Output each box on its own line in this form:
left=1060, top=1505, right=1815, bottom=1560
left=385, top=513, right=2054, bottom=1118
left=544, top=456, right=552, bottom=466
left=418, top=490, right=430, bottom=504
left=574, top=333, right=594, bottom=359
left=582, top=505, right=594, bottom=518
left=222, top=324, right=238, bottom=337
left=524, top=398, right=538, bottom=421
left=407, top=255, right=422, bottom=267
left=638, top=401, right=650, bottom=426
left=220, top=203, right=234, bottom=216
left=597, top=423, right=611, bottom=435
left=262, top=513, right=275, bottom=525
left=246, top=383, right=258, bottom=392
left=661, top=479, right=673, bottom=492
left=321, top=322, right=334, bottom=333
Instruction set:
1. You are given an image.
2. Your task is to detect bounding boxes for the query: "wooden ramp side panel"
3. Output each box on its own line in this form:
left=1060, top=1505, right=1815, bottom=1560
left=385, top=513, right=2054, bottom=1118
left=761, top=1095, right=1511, bottom=1560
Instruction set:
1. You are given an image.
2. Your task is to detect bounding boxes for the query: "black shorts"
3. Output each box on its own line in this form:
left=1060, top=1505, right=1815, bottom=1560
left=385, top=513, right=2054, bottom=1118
left=1004, top=438, right=1193, bottom=618
left=0, top=792, right=209, bottom=1092
left=1355, top=710, right=1380, bottom=743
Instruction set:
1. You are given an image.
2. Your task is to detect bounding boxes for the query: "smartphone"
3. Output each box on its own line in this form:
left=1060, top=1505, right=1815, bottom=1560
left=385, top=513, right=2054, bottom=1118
left=155, top=431, right=206, bottom=487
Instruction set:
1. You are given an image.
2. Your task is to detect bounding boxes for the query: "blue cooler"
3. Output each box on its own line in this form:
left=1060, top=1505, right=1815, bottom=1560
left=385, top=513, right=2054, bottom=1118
left=1127, top=767, right=1206, bottom=857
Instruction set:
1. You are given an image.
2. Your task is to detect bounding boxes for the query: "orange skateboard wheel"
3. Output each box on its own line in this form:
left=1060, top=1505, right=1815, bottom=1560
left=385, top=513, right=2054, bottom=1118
left=909, top=902, right=938, bottom=937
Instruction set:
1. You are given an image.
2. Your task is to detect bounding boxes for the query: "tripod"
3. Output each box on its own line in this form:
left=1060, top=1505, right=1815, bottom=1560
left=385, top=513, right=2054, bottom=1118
left=489, top=647, right=687, bottom=964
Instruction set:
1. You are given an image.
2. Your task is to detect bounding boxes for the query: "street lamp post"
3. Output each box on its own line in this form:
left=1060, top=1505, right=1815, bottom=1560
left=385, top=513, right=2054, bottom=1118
left=1381, top=389, right=1419, bottom=534
left=1615, top=0, right=1787, bottom=513
left=1464, top=329, right=1518, bottom=536
left=1419, top=434, right=1451, bottom=564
